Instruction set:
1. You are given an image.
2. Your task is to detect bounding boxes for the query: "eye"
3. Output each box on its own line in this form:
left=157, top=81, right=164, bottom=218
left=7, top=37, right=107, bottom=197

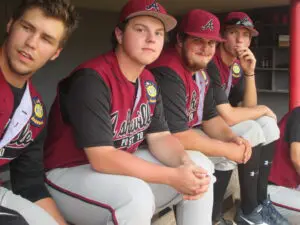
left=155, top=31, right=164, bottom=37
left=22, top=24, right=31, bottom=31
left=135, top=27, right=145, bottom=33
left=208, top=40, right=216, bottom=47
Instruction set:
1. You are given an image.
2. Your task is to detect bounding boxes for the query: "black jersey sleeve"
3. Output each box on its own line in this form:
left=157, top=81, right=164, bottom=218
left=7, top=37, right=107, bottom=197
left=10, top=128, right=51, bottom=202
left=151, top=67, right=189, bottom=133
left=59, top=68, right=114, bottom=149
left=207, top=61, right=230, bottom=105
left=203, top=85, right=218, bottom=121
left=285, top=107, right=300, bottom=143
left=228, top=76, right=245, bottom=106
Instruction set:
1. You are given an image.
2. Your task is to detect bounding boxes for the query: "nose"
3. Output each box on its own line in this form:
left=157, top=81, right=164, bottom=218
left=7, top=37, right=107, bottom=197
left=236, top=33, right=243, bottom=43
left=146, top=30, right=156, bottom=44
left=25, top=33, right=39, bottom=49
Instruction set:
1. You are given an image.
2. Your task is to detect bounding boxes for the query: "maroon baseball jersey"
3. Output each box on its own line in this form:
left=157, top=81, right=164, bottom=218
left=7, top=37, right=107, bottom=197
left=269, top=110, right=300, bottom=188
left=211, top=48, right=243, bottom=92
left=0, top=70, right=46, bottom=167
left=149, top=47, right=210, bottom=128
left=44, top=51, right=161, bottom=170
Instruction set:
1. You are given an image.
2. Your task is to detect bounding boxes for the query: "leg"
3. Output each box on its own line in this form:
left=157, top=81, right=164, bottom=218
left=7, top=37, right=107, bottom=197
left=255, top=116, right=280, bottom=202
left=255, top=116, right=280, bottom=146
left=46, top=165, right=155, bottom=225
left=176, top=151, right=215, bottom=225
left=0, top=187, right=58, bottom=225
left=193, top=128, right=235, bottom=223
left=267, top=185, right=299, bottom=224
left=212, top=170, right=233, bottom=222
left=136, top=149, right=215, bottom=225
left=230, top=121, right=264, bottom=214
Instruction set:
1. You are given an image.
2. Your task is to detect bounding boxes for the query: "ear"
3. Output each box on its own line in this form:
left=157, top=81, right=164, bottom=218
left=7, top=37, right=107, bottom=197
left=50, top=48, right=63, bottom=61
left=115, top=26, right=124, bottom=45
left=176, top=33, right=183, bottom=47
left=6, top=19, right=13, bottom=33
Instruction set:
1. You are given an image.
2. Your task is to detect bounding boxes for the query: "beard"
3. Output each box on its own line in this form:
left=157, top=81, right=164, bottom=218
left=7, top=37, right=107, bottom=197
left=7, top=56, right=32, bottom=77
left=181, top=45, right=209, bottom=72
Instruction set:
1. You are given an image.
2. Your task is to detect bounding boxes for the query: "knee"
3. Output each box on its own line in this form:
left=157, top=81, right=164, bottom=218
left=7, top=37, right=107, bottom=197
left=258, top=116, right=280, bottom=144
left=118, top=178, right=155, bottom=220
left=187, top=151, right=215, bottom=175
left=239, top=120, right=265, bottom=147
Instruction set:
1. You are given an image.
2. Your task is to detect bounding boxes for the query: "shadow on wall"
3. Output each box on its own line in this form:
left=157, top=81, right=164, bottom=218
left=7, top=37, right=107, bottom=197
left=32, top=8, right=119, bottom=112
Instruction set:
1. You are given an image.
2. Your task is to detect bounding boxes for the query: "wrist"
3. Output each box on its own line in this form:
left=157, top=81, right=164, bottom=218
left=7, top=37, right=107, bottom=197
left=166, top=167, right=178, bottom=186
left=244, top=72, right=255, bottom=77
left=180, top=154, right=193, bottom=166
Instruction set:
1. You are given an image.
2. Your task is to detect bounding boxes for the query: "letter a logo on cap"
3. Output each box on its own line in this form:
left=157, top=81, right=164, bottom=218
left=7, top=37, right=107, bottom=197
left=201, top=19, right=214, bottom=31
left=146, top=0, right=160, bottom=11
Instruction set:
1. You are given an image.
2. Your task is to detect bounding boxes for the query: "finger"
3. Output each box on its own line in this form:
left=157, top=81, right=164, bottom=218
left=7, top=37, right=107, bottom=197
left=196, top=176, right=211, bottom=186
left=192, top=166, right=208, bottom=175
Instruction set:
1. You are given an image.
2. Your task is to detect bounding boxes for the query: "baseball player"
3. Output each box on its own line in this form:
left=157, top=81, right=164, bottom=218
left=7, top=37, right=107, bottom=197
left=149, top=9, right=265, bottom=225
left=268, top=107, right=300, bottom=224
left=43, top=1, right=215, bottom=225
left=0, top=0, right=78, bottom=224
left=206, top=12, right=288, bottom=225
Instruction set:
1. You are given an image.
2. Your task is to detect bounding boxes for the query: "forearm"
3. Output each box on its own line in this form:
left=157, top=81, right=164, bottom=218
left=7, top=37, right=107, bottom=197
left=202, top=116, right=236, bottom=142
left=147, top=132, right=190, bottom=167
left=86, top=147, right=174, bottom=184
left=219, top=105, right=267, bottom=126
left=35, top=198, right=67, bottom=225
left=242, top=76, right=257, bottom=107
left=173, top=129, right=231, bottom=157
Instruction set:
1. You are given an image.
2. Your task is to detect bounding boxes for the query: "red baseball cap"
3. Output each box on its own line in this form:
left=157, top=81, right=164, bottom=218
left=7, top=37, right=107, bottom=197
left=119, top=0, right=177, bottom=32
left=178, top=9, right=225, bottom=42
left=223, top=12, right=259, bottom=36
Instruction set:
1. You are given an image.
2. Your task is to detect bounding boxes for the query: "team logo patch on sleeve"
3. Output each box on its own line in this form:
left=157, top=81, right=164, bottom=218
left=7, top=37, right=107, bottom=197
left=31, top=97, right=45, bottom=127
left=145, top=81, right=157, bottom=104
left=232, top=63, right=241, bottom=78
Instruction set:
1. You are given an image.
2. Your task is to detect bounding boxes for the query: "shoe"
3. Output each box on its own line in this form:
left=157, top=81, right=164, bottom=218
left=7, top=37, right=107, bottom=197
left=235, top=205, right=269, bottom=225
left=261, top=196, right=291, bottom=225
left=214, top=217, right=235, bottom=225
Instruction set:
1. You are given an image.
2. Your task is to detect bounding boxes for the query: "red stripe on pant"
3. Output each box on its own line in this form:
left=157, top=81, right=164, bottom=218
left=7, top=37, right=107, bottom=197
left=45, top=178, right=118, bottom=225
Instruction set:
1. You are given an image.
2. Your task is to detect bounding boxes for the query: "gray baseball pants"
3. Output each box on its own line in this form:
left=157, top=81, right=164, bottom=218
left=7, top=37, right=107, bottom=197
left=45, top=149, right=215, bottom=225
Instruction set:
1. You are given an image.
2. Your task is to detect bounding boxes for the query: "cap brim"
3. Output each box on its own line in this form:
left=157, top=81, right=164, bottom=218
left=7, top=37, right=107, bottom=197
left=185, top=31, right=226, bottom=42
left=225, top=25, right=259, bottom=37
left=126, top=11, right=177, bottom=32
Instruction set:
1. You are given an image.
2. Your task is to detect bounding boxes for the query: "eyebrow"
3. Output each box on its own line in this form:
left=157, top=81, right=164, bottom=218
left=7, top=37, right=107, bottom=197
left=20, top=19, right=57, bottom=42
left=134, top=23, right=165, bottom=32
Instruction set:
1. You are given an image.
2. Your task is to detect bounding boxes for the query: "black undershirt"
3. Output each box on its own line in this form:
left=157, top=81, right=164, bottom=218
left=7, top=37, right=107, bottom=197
left=59, top=68, right=168, bottom=149
left=207, top=61, right=244, bottom=107
left=151, top=67, right=218, bottom=133
left=285, top=107, right=300, bottom=143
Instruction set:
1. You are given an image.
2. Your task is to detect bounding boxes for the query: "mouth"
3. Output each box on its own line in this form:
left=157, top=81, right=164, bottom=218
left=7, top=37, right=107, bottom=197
left=18, top=50, right=33, bottom=61
left=142, top=48, right=155, bottom=52
left=195, top=52, right=211, bottom=57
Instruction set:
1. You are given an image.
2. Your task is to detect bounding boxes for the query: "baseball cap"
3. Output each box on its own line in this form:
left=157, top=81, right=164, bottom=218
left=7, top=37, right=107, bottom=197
left=119, top=0, right=177, bottom=32
left=223, top=12, right=259, bottom=36
left=178, top=9, right=225, bottom=42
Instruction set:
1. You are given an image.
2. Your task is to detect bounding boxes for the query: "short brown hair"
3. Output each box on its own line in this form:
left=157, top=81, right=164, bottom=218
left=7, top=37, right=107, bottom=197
left=12, top=0, right=79, bottom=47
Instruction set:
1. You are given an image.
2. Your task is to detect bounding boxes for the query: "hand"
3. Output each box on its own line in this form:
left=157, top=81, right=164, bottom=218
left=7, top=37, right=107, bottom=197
left=236, top=47, right=256, bottom=75
left=225, top=142, right=246, bottom=164
left=265, top=107, right=277, bottom=122
left=231, top=136, right=252, bottom=163
left=169, top=163, right=210, bottom=200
